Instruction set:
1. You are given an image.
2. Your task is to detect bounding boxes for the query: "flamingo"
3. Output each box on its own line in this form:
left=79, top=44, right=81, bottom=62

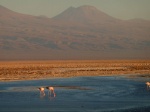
left=38, top=87, right=45, bottom=97
left=146, top=82, right=150, bottom=90
left=46, top=86, right=56, bottom=98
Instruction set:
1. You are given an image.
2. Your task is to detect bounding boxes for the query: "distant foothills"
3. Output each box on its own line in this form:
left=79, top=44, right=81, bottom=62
left=0, top=5, right=150, bottom=60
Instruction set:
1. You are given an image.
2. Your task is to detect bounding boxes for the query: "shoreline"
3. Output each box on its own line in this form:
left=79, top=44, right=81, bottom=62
left=0, top=60, right=150, bottom=82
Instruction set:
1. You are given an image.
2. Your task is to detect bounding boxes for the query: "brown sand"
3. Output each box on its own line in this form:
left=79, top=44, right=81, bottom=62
left=0, top=60, right=150, bottom=81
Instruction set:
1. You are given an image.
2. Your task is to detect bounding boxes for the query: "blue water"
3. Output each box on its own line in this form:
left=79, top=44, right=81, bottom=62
left=0, top=76, right=150, bottom=112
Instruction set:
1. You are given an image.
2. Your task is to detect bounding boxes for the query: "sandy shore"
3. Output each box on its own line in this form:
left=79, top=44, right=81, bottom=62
left=0, top=60, right=150, bottom=81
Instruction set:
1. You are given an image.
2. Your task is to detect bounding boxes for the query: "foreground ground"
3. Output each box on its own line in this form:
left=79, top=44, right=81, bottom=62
left=0, top=60, right=150, bottom=81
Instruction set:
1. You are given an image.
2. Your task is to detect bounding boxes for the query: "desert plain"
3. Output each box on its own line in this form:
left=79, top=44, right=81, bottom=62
left=0, top=60, right=150, bottom=81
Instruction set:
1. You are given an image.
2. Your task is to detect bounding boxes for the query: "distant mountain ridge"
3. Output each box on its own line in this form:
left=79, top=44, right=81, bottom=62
left=0, top=5, right=150, bottom=60
left=52, top=5, right=119, bottom=25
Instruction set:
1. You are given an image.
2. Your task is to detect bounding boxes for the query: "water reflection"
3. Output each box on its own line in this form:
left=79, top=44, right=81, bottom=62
left=1, top=76, right=150, bottom=112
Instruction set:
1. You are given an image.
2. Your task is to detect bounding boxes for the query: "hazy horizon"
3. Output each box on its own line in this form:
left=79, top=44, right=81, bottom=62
left=0, top=0, right=150, bottom=20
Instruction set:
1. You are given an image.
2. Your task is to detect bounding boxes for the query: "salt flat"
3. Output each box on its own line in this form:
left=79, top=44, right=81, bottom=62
left=0, top=60, right=150, bottom=81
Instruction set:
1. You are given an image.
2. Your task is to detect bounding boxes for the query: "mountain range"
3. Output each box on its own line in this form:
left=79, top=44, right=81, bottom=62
left=0, top=5, right=150, bottom=60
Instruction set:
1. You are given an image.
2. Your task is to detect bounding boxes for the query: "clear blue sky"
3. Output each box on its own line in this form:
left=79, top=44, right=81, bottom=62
left=0, top=0, right=150, bottom=20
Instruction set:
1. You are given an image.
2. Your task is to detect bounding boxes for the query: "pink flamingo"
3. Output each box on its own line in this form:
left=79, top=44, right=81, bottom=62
left=46, top=86, right=56, bottom=98
left=38, top=87, right=45, bottom=97
left=146, top=82, right=150, bottom=90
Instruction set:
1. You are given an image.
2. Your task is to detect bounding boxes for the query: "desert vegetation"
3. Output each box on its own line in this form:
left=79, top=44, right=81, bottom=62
left=0, top=60, right=150, bottom=81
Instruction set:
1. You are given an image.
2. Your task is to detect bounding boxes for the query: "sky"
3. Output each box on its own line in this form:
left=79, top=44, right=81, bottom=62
left=0, top=0, right=150, bottom=20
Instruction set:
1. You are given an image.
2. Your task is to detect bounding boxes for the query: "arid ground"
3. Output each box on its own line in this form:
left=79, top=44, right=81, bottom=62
left=0, top=60, right=150, bottom=81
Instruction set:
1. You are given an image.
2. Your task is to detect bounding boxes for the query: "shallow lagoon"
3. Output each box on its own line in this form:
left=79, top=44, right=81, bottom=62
left=0, top=76, right=150, bottom=112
